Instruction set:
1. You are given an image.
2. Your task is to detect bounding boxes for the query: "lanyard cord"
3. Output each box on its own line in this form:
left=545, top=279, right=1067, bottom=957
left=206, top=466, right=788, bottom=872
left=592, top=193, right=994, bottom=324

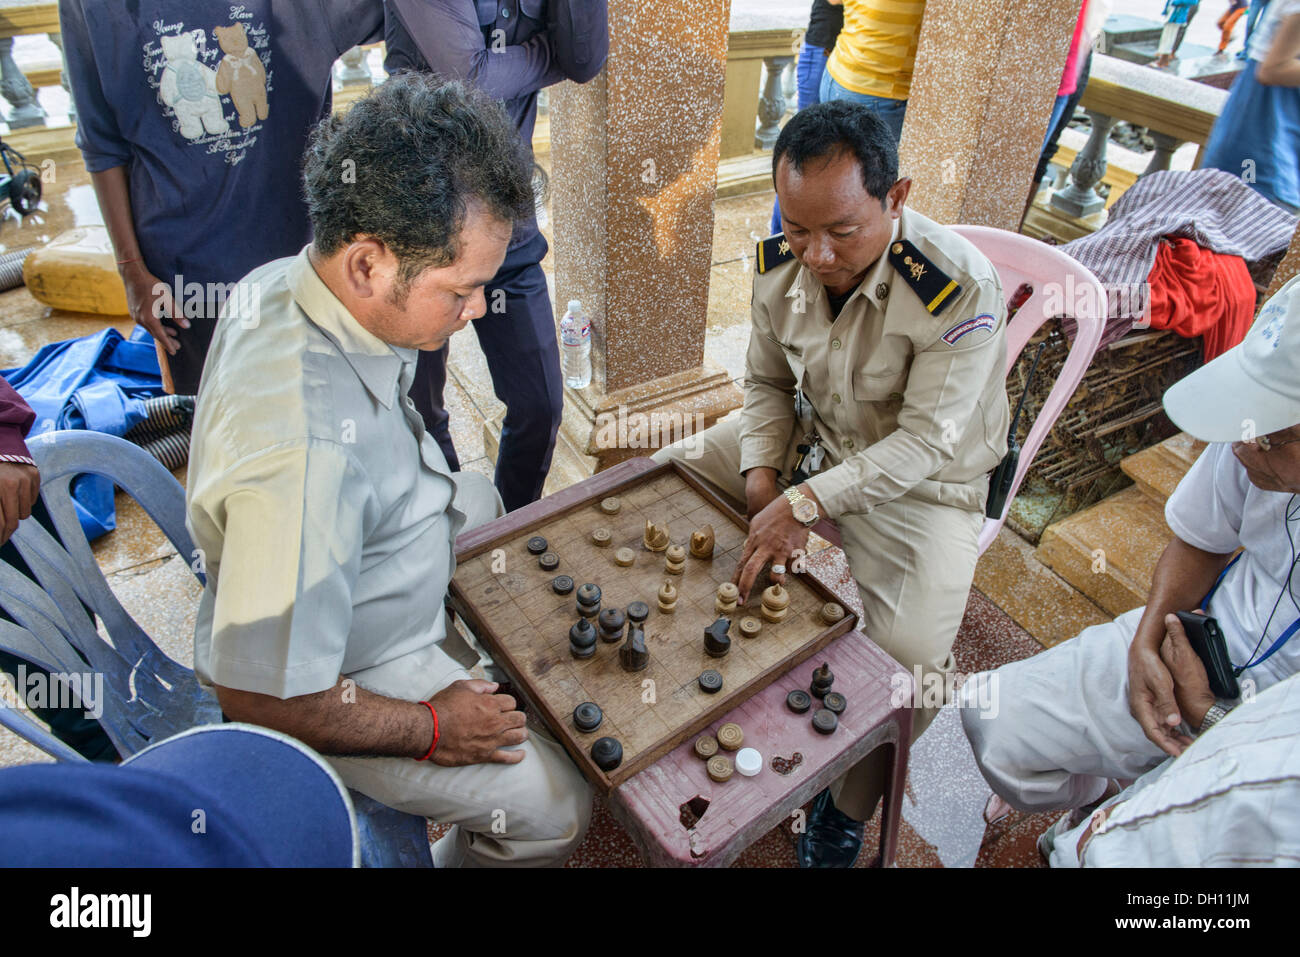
left=1206, top=494, right=1300, bottom=674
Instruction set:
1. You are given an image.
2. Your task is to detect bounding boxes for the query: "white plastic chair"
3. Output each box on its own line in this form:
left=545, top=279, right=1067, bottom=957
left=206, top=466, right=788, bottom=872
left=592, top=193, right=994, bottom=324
left=949, top=225, right=1106, bottom=554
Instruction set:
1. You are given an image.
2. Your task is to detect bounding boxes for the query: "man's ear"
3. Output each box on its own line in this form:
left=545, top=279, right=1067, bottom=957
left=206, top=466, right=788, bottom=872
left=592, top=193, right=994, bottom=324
left=339, top=238, right=392, bottom=300
left=887, top=177, right=912, bottom=217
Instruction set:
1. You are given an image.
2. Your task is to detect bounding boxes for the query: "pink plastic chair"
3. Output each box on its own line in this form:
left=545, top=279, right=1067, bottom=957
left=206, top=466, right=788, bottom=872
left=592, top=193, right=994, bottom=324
left=811, top=227, right=1106, bottom=555
left=949, top=225, right=1106, bottom=553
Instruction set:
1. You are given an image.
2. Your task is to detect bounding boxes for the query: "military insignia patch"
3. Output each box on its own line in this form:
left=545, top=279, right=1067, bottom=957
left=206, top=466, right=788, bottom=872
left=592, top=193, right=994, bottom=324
left=941, top=313, right=997, bottom=346
left=756, top=232, right=796, bottom=274
left=887, top=239, right=962, bottom=315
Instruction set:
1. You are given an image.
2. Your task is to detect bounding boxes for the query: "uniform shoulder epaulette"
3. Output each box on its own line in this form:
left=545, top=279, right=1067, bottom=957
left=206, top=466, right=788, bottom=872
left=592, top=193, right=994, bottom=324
left=887, top=239, right=962, bottom=316
left=756, top=233, right=796, bottom=275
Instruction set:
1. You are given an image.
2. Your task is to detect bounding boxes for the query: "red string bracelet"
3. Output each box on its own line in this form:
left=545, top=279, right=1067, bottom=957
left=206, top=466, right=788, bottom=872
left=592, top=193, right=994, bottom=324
left=417, top=700, right=439, bottom=761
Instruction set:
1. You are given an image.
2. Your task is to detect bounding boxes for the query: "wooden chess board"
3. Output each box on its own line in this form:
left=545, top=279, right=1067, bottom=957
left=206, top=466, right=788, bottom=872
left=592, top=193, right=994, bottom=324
left=449, top=461, right=857, bottom=792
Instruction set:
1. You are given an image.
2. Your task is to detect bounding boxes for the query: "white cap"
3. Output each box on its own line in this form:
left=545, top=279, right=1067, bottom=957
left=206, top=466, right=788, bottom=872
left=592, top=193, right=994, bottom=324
left=566, top=299, right=583, bottom=315
left=1163, top=275, right=1300, bottom=442
left=735, top=747, right=762, bottom=777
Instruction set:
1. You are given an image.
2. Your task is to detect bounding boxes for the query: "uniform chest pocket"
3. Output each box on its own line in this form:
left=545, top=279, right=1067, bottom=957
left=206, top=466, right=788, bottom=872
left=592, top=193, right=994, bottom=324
left=772, top=338, right=807, bottom=387
left=518, top=0, right=547, bottom=26
left=475, top=0, right=498, bottom=27
left=853, top=367, right=908, bottom=403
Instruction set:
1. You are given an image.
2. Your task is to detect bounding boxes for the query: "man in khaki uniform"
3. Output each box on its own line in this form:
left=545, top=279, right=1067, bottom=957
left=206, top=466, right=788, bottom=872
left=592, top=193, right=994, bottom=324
left=655, top=100, right=1009, bottom=866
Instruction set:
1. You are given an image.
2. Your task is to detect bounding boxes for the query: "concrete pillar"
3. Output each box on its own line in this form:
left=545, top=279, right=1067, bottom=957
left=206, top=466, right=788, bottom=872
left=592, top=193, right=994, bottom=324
left=900, top=0, right=1085, bottom=230
left=539, top=0, right=742, bottom=476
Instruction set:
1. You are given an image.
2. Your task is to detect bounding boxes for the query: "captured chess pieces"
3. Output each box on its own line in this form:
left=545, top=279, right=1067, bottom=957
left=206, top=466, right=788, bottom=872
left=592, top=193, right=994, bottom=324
left=689, top=525, right=715, bottom=560
left=643, top=519, right=670, bottom=552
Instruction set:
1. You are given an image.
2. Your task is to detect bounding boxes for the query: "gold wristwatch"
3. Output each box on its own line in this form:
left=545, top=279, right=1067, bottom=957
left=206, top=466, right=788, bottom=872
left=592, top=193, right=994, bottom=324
left=783, top=486, right=819, bottom=526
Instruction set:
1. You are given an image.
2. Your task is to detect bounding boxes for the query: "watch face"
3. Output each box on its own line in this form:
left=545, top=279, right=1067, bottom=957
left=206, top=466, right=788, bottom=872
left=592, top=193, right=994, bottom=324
left=793, top=500, right=817, bottom=524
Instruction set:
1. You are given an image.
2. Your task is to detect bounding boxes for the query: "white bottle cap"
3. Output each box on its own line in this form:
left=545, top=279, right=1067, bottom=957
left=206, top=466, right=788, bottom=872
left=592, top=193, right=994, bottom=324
left=735, top=747, right=762, bottom=777
left=566, top=299, right=583, bottom=315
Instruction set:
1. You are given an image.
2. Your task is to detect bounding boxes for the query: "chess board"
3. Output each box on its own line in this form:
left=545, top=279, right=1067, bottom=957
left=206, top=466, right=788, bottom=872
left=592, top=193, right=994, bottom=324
left=449, top=461, right=857, bottom=792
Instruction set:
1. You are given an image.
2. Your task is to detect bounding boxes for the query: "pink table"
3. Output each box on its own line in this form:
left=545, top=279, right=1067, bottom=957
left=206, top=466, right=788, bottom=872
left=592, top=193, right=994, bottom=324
left=455, top=458, right=914, bottom=868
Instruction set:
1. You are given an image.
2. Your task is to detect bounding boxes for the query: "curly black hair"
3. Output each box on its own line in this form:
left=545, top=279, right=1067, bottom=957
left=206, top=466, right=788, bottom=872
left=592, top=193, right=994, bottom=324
left=303, top=72, right=539, bottom=280
left=772, top=100, right=898, bottom=203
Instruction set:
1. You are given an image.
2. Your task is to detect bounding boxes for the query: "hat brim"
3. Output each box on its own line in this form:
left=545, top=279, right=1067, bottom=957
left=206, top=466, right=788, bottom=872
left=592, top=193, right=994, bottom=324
left=1163, top=345, right=1300, bottom=443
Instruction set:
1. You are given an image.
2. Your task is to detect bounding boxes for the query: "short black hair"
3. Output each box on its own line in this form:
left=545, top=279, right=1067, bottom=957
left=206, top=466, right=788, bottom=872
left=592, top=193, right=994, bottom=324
left=772, top=100, right=898, bottom=203
left=303, top=73, right=539, bottom=280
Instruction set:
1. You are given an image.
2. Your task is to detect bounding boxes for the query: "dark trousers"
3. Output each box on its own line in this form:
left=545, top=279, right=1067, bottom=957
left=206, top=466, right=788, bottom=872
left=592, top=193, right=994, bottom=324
left=1034, top=50, right=1093, bottom=187
left=408, top=231, right=563, bottom=512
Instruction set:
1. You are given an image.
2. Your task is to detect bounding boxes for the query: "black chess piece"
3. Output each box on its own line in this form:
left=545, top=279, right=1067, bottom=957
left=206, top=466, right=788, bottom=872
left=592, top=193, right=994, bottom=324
left=573, top=702, right=603, bottom=733
left=619, top=625, right=649, bottom=673
left=576, top=583, right=601, bottom=619
left=591, top=736, right=623, bottom=771
left=703, top=617, right=732, bottom=658
left=598, top=607, right=626, bottom=643
left=626, top=601, right=650, bottom=626
left=526, top=535, right=548, bottom=555
left=810, top=662, right=834, bottom=699
left=569, top=618, right=597, bottom=659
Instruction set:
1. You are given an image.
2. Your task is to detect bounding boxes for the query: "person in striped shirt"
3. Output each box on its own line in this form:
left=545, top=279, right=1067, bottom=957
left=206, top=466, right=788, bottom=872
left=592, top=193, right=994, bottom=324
left=819, top=0, right=927, bottom=142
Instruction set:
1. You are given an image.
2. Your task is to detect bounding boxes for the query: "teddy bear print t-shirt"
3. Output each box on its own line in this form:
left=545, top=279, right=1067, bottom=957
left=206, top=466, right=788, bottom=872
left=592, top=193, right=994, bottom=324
left=60, top=0, right=382, bottom=301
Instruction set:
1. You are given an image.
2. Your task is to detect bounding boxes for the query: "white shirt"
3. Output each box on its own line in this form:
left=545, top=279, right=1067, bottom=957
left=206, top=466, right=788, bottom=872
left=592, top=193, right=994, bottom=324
left=1248, top=0, right=1300, bottom=61
left=1165, top=442, right=1300, bottom=692
left=187, top=248, right=467, bottom=701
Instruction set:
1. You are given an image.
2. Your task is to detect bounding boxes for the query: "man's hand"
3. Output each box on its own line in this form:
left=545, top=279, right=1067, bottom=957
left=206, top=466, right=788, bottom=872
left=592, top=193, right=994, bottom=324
left=744, top=467, right=782, bottom=520
left=733, top=489, right=811, bottom=602
left=121, top=260, right=184, bottom=355
left=0, top=461, right=39, bottom=545
left=1127, top=615, right=1191, bottom=758
left=1158, top=613, right=1217, bottom=746
left=428, top=678, right=529, bottom=767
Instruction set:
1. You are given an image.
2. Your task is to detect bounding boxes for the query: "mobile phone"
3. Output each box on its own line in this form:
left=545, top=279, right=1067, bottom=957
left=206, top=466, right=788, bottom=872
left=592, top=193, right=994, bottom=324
left=1175, top=611, right=1240, bottom=700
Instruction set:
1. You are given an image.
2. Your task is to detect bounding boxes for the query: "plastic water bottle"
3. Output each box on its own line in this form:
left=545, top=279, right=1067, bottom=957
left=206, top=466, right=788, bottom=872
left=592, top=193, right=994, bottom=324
left=560, top=299, right=592, bottom=389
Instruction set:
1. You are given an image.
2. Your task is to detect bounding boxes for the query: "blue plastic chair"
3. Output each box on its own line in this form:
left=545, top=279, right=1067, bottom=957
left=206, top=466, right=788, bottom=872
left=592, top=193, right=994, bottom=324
left=0, top=429, right=431, bottom=867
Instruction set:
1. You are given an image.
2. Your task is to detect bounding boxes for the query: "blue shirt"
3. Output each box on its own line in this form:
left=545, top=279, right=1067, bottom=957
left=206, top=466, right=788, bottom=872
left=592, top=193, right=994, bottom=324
left=59, top=0, right=383, bottom=289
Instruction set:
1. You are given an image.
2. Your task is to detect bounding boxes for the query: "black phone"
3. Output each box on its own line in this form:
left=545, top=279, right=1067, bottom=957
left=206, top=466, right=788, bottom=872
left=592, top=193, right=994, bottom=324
left=1175, top=611, right=1240, bottom=700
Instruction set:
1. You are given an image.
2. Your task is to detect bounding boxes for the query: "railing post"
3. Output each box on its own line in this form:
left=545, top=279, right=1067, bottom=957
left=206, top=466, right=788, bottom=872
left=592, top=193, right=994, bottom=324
left=336, top=45, right=371, bottom=87
left=49, top=31, right=74, bottom=122
left=755, top=54, right=793, bottom=149
left=0, top=36, right=46, bottom=128
left=1050, top=108, right=1115, bottom=217
left=1142, top=130, right=1182, bottom=177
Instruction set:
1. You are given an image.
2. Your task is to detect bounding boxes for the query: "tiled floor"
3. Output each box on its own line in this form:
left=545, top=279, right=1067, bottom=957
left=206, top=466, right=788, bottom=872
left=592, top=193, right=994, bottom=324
left=0, top=164, right=1073, bottom=866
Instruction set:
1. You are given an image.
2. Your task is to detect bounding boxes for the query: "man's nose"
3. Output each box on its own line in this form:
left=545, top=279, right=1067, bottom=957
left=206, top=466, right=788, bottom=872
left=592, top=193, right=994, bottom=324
left=805, top=235, right=836, bottom=267
left=465, top=288, right=488, bottom=321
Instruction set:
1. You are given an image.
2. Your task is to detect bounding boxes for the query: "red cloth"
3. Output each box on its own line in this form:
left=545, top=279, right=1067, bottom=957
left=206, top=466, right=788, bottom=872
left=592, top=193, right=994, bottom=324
left=1146, top=236, right=1256, bottom=361
left=0, top=377, right=34, bottom=463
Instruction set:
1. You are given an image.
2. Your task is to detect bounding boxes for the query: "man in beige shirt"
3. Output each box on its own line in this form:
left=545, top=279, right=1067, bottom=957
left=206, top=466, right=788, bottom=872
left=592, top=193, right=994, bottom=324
left=187, top=75, right=590, bottom=867
left=656, top=100, right=1009, bottom=866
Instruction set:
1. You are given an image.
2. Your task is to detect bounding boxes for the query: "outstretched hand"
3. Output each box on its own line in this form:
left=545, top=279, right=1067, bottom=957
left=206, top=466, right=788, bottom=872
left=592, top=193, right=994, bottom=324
left=733, top=492, right=809, bottom=602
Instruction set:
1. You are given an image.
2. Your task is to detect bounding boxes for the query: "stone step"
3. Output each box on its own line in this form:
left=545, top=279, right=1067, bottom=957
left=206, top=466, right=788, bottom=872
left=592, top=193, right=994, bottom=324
left=1120, top=432, right=1207, bottom=507
left=1035, top=486, right=1174, bottom=617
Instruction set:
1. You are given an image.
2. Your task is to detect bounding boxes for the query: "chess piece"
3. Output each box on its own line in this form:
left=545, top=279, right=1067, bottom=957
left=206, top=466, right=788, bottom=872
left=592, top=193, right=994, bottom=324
left=642, top=519, right=670, bottom=552
left=591, top=736, right=623, bottom=771
left=591, top=527, right=612, bottom=548
left=717, top=723, right=744, bottom=751
left=810, top=662, right=834, bottom=699
left=664, top=544, right=686, bottom=575
left=657, top=579, right=678, bottom=614
left=569, top=618, right=597, bottom=658
left=715, top=582, right=739, bottom=616
left=820, top=602, right=845, bottom=625
left=526, top=535, right=548, bottom=555
left=626, top=602, right=650, bottom=627
left=600, top=497, right=622, bottom=515
left=823, top=692, right=846, bottom=715
left=697, top=669, right=723, bottom=693
left=694, top=735, right=719, bottom=759
left=811, top=709, right=838, bottom=735
left=538, top=551, right=560, bottom=572
left=739, top=616, right=762, bottom=638
left=786, top=689, right=812, bottom=714
left=576, top=583, right=601, bottom=619
left=704, top=617, right=732, bottom=658
left=614, top=547, right=635, bottom=567
left=735, top=748, right=762, bottom=777
left=551, top=575, right=574, bottom=595
left=706, top=756, right=734, bottom=782
left=619, top=625, right=649, bottom=672
left=597, top=607, right=626, bottom=643
left=573, top=702, right=603, bottom=733
left=689, top=524, right=715, bottom=560
left=760, top=584, right=790, bottom=624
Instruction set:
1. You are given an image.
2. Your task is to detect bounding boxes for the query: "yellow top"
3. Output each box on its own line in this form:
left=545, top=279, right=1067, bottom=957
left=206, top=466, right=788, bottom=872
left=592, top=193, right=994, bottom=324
left=826, top=0, right=927, bottom=102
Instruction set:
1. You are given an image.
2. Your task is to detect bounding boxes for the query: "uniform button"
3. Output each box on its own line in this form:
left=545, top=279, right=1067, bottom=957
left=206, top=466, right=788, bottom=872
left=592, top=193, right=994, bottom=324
left=501, top=6, right=511, bottom=17
left=1218, top=756, right=1237, bottom=776
left=831, top=338, right=842, bottom=350
left=843, top=438, right=854, bottom=449
left=832, top=393, right=842, bottom=404
left=889, top=391, right=904, bottom=401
